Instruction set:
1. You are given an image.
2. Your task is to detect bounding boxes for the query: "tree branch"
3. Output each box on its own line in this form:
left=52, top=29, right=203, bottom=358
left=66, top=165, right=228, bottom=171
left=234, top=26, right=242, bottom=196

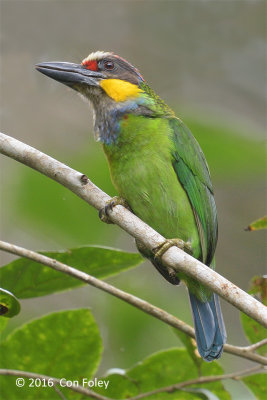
left=0, top=369, right=110, bottom=400
left=53, top=385, right=68, bottom=400
left=1, top=131, right=266, bottom=327
left=0, top=239, right=266, bottom=366
left=239, top=338, right=267, bottom=352
left=128, top=365, right=265, bottom=400
left=223, top=343, right=266, bottom=365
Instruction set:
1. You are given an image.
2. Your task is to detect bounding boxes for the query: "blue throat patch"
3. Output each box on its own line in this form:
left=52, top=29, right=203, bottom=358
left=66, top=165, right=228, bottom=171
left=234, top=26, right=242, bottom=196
left=94, top=100, right=139, bottom=145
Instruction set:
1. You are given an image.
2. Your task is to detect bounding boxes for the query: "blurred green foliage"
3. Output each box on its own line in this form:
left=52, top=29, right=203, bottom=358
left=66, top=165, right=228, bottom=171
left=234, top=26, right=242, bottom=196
left=184, top=117, right=265, bottom=181
left=7, top=142, right=114, bottom=245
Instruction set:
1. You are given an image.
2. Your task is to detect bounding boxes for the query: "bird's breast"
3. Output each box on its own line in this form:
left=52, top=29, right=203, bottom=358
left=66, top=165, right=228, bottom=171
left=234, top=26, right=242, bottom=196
left=102, top=116, right=200, bottom=251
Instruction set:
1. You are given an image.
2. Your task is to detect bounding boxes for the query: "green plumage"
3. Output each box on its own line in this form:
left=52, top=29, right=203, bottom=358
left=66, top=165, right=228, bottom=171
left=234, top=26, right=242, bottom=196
left=170, top=118, right=218, bottom=266
left=103, top=88, right=217, bottom=301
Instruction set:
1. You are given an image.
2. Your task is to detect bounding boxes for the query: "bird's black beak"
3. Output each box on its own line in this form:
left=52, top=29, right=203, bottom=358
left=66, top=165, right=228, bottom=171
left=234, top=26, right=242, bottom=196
left=35, top=62, right=105, bottom=87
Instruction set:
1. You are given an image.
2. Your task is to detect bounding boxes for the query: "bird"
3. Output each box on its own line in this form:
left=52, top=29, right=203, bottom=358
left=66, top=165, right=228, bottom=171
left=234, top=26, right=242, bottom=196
left=36, top=51, right=226, bottom=361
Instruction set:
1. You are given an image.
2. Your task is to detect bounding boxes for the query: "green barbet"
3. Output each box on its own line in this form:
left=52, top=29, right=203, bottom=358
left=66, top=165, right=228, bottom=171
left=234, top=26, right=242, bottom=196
left=36, top=51, right=226, bottom=361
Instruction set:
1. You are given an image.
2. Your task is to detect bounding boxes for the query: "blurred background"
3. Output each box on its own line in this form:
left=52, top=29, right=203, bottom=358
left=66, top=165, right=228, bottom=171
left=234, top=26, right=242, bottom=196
left=1, top=1, right=266, bottom=398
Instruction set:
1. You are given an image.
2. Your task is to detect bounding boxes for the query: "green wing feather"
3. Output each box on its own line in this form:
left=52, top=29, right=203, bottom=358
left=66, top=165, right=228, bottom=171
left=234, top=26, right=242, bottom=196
left=169, top=118, right=217, bottom=266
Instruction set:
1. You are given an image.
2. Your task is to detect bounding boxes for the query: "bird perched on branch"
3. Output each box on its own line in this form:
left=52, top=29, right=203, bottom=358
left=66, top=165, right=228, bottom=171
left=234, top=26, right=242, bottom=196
left=36, top=51, right=226, bottom=361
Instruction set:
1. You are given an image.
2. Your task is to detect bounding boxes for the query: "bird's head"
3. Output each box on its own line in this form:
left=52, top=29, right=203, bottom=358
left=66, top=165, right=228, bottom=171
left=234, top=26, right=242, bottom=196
left=36, top=51, right=173, bottom=143
left=36, top=51, right=146, bottom=104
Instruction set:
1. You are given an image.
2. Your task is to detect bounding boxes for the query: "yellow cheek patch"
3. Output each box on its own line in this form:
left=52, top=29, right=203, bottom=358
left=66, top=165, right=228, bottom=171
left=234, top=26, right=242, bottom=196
left=100, top=79, right=143, bottom=102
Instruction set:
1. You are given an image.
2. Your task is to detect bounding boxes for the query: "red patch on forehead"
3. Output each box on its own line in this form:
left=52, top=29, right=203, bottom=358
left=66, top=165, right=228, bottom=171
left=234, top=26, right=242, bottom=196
left=81, top=59, right=98, bottom=71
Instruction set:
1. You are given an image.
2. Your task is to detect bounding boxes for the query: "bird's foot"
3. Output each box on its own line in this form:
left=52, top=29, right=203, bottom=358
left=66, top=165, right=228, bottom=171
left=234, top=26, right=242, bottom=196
left=152, top=239, right=192, bottom=284
left=153, top=238, right=192, bottom=260
left=99, top=196, right=131, bottom=224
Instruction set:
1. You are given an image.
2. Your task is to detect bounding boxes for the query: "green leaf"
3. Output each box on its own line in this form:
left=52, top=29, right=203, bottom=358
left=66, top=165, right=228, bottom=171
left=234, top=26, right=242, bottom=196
left=0, top=246, right=143, bottom=298
left=0, top=288, right=20, bottom=318
left=241, top=276, right=267, bottom=356
left=242, top=374, right=267, bottom=400
left=0, top=317, right=8, bottom=336
left=171, top=327, right=229, bottom=398
left=0, top=308, right=102, bottom=399
left=247, top=276, right=267, bottom=305
left=246, top=216, right=267, bottom=231
left=95, top=348, right=230, bottom=399
left=128, top=348, right=196, bottom=393
left=241, top=313, right=267, bottom=356
left=172, top=328, right=203, bottom=371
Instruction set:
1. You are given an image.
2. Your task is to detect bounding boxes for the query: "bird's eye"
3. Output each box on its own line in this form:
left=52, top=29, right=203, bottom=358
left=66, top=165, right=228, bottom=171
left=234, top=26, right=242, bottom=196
left=103, top=60, right=115, bottom=70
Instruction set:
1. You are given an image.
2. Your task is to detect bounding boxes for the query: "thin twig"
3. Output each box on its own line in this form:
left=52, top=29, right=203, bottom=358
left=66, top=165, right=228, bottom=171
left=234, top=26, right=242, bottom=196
left=0, top=369, right=110, bottom=400
left=0, top=240, right=194, bottom=336
left=0, top=240, right=266, bottom=366
left=240, top=338, right=267, bottom=352
left=128, top=365, right=266, bottom=400
left=53, top=385, right=67, bottom=400
left=0, top=132, right=266, bottom=328
left=223, top=343, right=267, bottom=365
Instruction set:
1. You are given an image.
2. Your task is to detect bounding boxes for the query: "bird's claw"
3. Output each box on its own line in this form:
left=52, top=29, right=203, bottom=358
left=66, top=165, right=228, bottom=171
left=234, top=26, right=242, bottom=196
left=99, top=196, right=131, bottom=224
left=153, top=238, right=192, bottom=260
